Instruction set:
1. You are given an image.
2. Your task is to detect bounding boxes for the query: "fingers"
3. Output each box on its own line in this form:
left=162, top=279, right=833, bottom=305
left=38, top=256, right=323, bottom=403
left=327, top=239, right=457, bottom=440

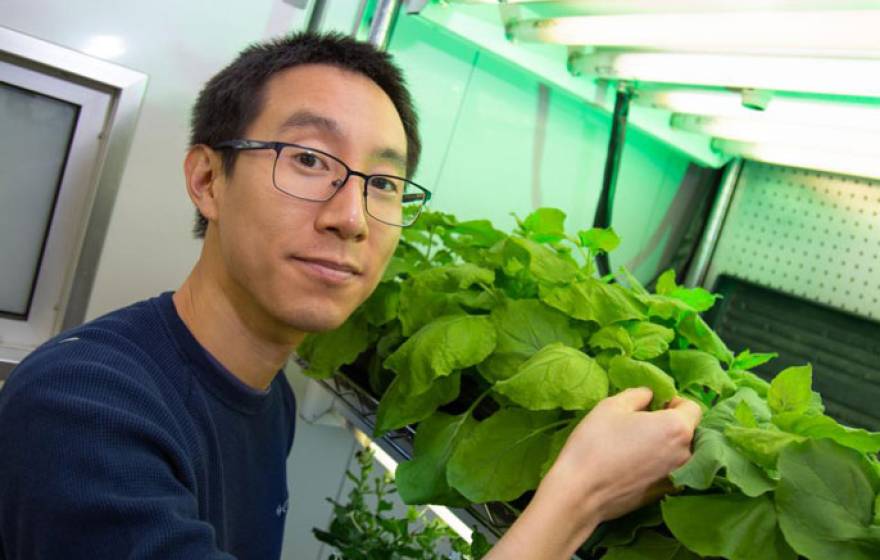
left=607, top=387, right=654, bottom=412
left=665, top=396, right=703, bottom=431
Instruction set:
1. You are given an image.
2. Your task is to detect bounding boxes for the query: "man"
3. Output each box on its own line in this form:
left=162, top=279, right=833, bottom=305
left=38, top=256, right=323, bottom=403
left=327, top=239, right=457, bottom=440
left=0, top=32, right=699, bottom=559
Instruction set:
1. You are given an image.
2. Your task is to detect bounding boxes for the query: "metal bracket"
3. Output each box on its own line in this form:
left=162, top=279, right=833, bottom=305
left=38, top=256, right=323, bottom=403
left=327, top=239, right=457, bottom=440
left=405, top=0, right=430, bottom=15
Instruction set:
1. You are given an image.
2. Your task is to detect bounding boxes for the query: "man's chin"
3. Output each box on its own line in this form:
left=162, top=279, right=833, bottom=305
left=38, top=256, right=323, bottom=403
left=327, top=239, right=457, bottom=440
left=280, top=305, right=353, bottom=334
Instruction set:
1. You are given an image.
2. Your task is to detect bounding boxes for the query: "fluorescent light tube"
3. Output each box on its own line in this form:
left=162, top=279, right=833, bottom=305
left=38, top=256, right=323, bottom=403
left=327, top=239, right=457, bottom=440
left=672, top=113, right=880, bottom=154
left=351, top=428, right=474, bottom=543
left=453, top=0, right=880, bottom=14
left=634, top=89, right=880, bottom=131
left=713, top=139, right=880, bottom=180
left=510, top=11, right=880, bottom=55
left=570, top=51, right=880, bottom=97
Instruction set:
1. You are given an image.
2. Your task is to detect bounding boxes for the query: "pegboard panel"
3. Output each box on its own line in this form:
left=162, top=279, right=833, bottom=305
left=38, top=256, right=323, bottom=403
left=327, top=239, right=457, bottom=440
left=705, top=161, right=880, bottom=321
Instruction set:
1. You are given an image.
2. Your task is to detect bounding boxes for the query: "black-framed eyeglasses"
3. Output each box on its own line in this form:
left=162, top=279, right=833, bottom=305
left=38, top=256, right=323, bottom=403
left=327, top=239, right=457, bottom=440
left=212, top=139, right=431, bottom=227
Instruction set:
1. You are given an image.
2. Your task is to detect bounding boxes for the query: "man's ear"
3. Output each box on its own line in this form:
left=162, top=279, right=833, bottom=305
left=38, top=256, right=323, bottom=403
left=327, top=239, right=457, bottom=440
left=183, top=145, right=224, bottom=222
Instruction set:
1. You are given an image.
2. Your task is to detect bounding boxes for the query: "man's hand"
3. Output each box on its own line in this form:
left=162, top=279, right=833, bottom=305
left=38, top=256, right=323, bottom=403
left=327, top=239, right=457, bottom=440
left=550, top=388, right=702, bottom=522
left=485, top=388, right=702, bottom=559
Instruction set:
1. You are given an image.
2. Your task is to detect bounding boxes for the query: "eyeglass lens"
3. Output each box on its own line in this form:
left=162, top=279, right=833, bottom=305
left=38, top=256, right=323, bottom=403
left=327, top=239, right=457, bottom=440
left=273, top=145, right=426, bottom=226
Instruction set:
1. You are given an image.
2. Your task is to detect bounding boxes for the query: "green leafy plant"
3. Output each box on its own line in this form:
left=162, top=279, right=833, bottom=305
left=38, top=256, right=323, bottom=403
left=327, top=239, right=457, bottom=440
left=313, top=449, right=490, bottom=559
left=300, top=207, right=880, bottom=559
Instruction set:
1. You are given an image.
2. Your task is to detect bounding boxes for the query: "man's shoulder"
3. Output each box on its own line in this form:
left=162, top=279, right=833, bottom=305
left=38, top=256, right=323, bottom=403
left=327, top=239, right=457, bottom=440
left=1, top=293, right=181, bottom=410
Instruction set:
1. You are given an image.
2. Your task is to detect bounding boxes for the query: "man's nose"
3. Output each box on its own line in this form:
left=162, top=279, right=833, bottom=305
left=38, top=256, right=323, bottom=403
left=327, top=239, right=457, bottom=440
left=314, top=174, right=369, bottom=240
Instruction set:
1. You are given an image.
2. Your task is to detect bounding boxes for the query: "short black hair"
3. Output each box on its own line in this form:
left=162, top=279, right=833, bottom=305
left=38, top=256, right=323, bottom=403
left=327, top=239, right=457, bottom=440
left=188, top=31, right=421, bottom=238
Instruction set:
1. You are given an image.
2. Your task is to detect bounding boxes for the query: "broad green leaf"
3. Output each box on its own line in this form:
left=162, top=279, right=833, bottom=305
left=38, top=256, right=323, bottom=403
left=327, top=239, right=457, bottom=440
left=703, top=387, right=773, bottom=431
left=398, top=264, right=495, bottom=335
left=637, top=293, right=693, bottom=322
left=363, top=282, right=400, bottom=326
left=777, top=439, right=880, bottom=560
left=375, top=322, right=403, bottom=358
left=401, top=227, right=432, bottom=246
left=874, top=494, right=880, bottom=526
left=669, top=349, right=735, bottom=396
left=398, top=283, right=466, bottom=336
left=603, top=530, right=699, bottom=560
left=767, top=365, right=816, bottom=416
left=382, top=255, right=418, bottom=281
left=540, top=278, right=645, bottom=326
left=374, top=373, right=461, bottom=437
left=628, top=322, right=675, bottom=360
left=502, top=237, right=578, bottom=285
left=384, top=315, right=496, bottom=395
left=411, top=263, right=495, bottom=292
left=656, top=268, right=718, bottom=313
left=521, top=207, right=567, bottom=243
left=449, top=219, right=506, bottom=248
left=447, top=409, right=559, bottom=503
left=662, top=493, right=797, bottom=560
left=608, top=355, right=677, bottom=410
left=395, top=411, right=476, bottom=506
left=732, top=349, right=778, bottom=371
left=598, top=504, right=664, bottom=550
left=434, top=249, right=456, bottom=266
left=729, top=368, right=771, bottom=398
left=773, top=412, right=880, bottom=454
left=734, top=400, right=759, bottom=428
left=412, top=209, right=457, bottom=231
left=475, top=353, right=524, bottom=383
left=671, top=428, right=775, bottom=497
left=297, top=311, right=371, bottom=379
left=578, top=227, right=621, bottom=254
left=589, top=325, right=634, bottom=355
left=654, top=272, right=718, bottom=312
left=616, top=265, right=650, bottom=296
left=477, top=299, right=582, bottom=383
left=494, top=343, right=609, bottom=411
left=540, top=421, right=577, bottom=477
left=655, top=269, right=678, bottom=295
left=677, top=313, right=734, bottom=364
left=668, top=287, right=718, bottom=313
left=724, top=426, right=805, bottom=471
left=453, top=290, right=496, bottom=312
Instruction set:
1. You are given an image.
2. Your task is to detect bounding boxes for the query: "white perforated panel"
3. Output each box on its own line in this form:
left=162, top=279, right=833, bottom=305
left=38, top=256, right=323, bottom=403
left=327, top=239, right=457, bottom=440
left=705, top=161, right=880, bottom=321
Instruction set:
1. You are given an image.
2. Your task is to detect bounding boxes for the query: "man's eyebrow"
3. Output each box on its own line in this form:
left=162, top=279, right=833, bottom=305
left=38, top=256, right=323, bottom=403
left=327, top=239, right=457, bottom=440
left=279, top=111, right=407, bottom=171
left=278, top=111, right=341, bottom=135
left=374, top=147, right=408, bottom=173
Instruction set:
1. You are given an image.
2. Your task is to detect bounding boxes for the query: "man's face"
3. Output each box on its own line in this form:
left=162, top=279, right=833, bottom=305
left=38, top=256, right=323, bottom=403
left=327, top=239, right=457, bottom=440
left=210, top=64, right=406, bottom=337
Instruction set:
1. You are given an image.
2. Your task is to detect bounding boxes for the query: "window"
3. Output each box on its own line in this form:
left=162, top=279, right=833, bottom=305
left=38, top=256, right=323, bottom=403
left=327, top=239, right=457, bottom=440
left=0, top=27, right=147, bottom=378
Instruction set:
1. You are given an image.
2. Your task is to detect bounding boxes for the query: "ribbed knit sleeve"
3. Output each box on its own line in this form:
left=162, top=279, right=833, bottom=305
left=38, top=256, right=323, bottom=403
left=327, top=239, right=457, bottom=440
left=0, top=339, right=236, bottom=560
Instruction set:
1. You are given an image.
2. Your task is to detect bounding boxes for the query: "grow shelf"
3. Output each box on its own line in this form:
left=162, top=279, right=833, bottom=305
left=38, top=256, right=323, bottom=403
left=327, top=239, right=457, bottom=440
left=312, top=368, right=608, bottom=558
left=315, top=372, right=521, bottom=537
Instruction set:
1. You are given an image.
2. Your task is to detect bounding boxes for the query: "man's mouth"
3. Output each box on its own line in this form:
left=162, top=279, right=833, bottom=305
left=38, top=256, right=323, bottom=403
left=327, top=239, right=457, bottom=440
left=290, top=256, right=363, bottom=284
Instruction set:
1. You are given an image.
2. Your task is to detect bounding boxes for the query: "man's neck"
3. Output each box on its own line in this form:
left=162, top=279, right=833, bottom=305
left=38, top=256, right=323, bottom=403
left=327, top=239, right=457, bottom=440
left=172, top=259, right=304, bottom=392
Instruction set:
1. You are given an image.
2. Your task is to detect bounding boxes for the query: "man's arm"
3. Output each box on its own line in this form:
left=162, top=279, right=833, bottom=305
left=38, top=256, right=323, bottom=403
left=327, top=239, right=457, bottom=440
left=0, top=360, right=236, bottom=560
left=486, top=388, right=702, bottom=559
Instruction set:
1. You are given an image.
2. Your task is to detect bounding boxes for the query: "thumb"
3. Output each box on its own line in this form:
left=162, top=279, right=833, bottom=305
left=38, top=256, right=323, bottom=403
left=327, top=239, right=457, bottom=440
left=609, top=387, right=654, bottom=412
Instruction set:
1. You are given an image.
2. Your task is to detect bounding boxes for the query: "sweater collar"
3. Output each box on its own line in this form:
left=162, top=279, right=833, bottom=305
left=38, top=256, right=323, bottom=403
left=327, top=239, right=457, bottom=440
left=154, top=291, right=275, bottom=415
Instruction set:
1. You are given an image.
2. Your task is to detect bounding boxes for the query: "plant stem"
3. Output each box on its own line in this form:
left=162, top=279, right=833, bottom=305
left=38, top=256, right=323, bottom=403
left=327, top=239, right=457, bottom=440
left=467, top=388, right=493, bottom=415
left=425, top=226, right=436, bottom=261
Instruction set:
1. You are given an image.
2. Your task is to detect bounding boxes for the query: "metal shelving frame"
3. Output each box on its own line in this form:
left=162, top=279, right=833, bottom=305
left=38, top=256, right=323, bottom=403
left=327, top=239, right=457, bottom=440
left=316, top=372, right=525, bottom=542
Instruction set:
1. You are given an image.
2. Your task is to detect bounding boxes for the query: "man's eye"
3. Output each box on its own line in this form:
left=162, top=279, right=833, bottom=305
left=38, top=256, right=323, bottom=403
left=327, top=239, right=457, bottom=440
left=368, top=176, right=400, bottom=193
left=294, top=152, right=321, bottom=169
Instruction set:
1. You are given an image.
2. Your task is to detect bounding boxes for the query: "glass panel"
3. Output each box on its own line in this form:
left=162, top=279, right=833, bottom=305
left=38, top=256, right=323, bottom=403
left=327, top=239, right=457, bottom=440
left=0, top=82, right=78, bottom=318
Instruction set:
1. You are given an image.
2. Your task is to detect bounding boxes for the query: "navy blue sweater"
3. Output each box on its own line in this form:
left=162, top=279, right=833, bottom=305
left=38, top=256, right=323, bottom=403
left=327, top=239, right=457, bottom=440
left=0, top=292, right=296, bottom=559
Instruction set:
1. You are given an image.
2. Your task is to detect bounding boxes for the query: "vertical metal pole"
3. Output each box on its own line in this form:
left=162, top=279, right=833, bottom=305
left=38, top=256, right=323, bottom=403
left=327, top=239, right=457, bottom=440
left=306, top=0, right=328, bottom=33
left=366, top=0, right=402, bottom=49
left=684, top=157, right=744, bottom=288
left=593, top=83, right=632, bottom=277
